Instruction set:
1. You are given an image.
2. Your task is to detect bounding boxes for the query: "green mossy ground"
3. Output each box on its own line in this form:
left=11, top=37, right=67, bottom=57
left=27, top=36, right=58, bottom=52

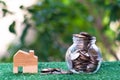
left=0, top=61, right=120, bottom=80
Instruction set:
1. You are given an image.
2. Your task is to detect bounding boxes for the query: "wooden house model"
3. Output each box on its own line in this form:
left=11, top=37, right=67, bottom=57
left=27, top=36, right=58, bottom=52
left=13, top=50, right=38, bottom=73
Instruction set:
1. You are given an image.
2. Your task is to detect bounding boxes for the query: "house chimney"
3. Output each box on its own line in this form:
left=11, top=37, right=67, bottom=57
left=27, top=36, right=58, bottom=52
left=29, top=50, right=34, bottom=55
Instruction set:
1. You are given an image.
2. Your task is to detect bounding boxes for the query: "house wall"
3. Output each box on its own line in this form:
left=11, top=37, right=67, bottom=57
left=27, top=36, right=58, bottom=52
left=23, top=65, right=38, bottom=73
left=13, top=66, right=18, bottom=73
left=13, top=52, right=38, bottom=66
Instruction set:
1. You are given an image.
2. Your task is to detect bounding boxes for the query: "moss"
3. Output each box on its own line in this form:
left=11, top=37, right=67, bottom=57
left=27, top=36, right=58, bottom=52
left=0, top=61, right=120, bottom=80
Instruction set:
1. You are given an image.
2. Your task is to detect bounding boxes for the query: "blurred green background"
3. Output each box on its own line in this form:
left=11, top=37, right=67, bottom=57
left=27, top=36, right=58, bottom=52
left=0, top=0, right=120, bottom=62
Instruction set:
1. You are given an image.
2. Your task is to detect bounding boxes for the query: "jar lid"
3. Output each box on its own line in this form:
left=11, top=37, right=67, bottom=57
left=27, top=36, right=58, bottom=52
left=73, top=32, right=95, bottom=40
left=73, top=34, right=85, bottom=38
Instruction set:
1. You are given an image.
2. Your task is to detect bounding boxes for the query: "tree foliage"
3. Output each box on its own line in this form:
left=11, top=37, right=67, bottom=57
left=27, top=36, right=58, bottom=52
left=1, top=0, right=120, bottom=62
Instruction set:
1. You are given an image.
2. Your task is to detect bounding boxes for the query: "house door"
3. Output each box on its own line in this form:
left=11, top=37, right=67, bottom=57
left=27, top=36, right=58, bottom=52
left=18, top=66, right=23, bottom=73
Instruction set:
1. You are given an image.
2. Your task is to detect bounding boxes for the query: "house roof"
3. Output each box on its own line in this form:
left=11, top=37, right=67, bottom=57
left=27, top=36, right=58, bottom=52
left=14, top=50, right=37, bottom=58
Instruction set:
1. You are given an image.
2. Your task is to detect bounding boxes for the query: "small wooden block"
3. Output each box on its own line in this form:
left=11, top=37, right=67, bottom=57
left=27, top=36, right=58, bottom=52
left=13, top=50, right=38, bottom=73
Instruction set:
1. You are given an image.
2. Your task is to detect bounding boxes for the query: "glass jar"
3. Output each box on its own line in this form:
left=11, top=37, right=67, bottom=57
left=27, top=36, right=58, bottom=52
left=65, top=32, right=102, bottom=73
